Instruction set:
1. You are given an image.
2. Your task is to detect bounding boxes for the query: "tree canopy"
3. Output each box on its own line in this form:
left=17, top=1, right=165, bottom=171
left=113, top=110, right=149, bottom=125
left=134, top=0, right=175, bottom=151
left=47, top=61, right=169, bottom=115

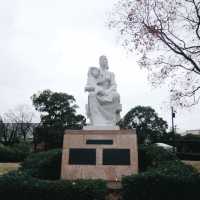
left=109, top=0, right=200, bottom=107
left=31, top=90, right=85, bottom=129
left=31, top=90, right=86, bottom=149
left=119, top=106, right=168, bottom=144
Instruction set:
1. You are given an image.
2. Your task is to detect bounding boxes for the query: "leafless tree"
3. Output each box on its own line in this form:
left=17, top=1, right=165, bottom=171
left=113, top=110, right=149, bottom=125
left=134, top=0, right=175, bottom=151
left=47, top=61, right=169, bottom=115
left=0, top=105, right=34, bottom=144
left=0, top=116, right=20, bottom=145
left=109, top=0, right=200, bottom=107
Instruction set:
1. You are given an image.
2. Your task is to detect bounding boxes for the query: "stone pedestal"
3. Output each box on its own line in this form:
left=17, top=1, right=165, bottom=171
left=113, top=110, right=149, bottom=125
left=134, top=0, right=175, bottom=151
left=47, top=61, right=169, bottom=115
left=61, top=130, right=138, bottom=182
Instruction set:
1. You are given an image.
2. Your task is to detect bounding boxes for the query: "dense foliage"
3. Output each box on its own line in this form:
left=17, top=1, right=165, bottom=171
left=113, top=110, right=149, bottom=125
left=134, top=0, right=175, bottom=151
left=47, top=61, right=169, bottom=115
left=177, top=152, right=200, bottom=161
left=33, top=127, right=65, bottom=149
left=148, top=160, right=198, bottom=177
left=31, top=90, right=85, bottom=129
left=0, top=142, right=31, bottom=162
left=138, top=144, right=177, bottom=172
left=122, top=171, right=200, bottom=200
left=179, top=134, right=200, bottom=153
left=0, top=141, right=199, bottom=200
left=125, top=144, right=199, bottom=200
left=32, top=90, right=86, bottom=149
left=21, top=149, right=62, bottom=180
left=120, top=106, right=168, bottom=144
left=0, top=171, right=107, bottom=200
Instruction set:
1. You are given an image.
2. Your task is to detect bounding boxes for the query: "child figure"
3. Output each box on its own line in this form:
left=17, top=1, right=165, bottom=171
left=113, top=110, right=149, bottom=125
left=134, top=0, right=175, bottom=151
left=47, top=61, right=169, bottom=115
left=85, top=67, right=101, bottom=93
left=84, top=55, right=121, bottom=127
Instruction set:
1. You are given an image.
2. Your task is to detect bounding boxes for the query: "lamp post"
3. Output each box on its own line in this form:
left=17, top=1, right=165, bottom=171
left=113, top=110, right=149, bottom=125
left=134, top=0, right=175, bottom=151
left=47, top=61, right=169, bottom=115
left=171, top=107, right=176, bottom=153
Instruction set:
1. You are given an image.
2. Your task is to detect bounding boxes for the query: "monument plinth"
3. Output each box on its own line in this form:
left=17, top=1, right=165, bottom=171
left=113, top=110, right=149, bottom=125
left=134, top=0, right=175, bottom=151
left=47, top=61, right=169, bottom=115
left=61, top=129, right=138, bottom=181
left=61, top=55, right=138, bottom=183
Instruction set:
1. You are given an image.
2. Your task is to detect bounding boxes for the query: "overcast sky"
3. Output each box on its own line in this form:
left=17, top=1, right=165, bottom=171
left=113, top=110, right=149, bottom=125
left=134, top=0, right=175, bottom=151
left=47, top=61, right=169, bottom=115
left=0, top=0, right=199, bottom=132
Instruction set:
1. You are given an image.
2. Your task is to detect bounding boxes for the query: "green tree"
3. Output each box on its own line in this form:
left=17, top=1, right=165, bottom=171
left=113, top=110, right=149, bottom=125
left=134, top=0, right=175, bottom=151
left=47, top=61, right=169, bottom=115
left=120, top=106, right=168, bottom=144
left=31, top=90, right=86, bottom=149
left=32, top=90, right=85, bottom=129
left=109, top=0, right=200, bottom=107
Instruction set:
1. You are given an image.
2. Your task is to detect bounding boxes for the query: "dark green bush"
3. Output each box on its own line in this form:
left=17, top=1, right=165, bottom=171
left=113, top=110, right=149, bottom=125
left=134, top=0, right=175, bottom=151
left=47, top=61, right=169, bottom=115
left=0, top=171, right=107, bottom=200
left=177, top=152, right=200, bottom=161
left=0, top=142, right=31, bottom=162
left=20, top=149, right=62, bottom=180
left=122, top=171, right=200, bottom=200
left=34, top=127, right=65, bottom=150
left=138, top=144, right=177, bottom=172
left=148, top=160, right=198, bottom=177
left=12, top=142, right=31, bottom=153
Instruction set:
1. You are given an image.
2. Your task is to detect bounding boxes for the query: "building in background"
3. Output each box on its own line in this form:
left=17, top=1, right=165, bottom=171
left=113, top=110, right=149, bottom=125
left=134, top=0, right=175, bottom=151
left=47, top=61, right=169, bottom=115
left=185, top=129, right=200, bottom=135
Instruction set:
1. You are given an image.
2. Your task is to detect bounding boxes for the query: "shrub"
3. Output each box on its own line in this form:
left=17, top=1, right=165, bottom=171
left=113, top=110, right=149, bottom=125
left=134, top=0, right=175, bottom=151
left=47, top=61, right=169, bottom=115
left=20, top=149, right=62, bottom=180
left=0, top=142, right=31, bottom=162
left=177, top=152, right=200, bottom=161
left=138, top=144, right=177, bottom=172
left=0, top=171, right=107, bottom=200
left=12, top=142, right=31, bottom=153
left=122, top=171, right=200, bottom=200
left=148, top=160, right=198, bottom=177
left=34, top=127, right=65, bottom=150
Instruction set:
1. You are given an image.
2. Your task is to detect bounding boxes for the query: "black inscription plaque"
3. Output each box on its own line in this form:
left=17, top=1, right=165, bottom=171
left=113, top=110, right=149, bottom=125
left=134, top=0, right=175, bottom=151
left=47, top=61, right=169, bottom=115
left=86, top=139, right=113, bottom=145
left=103, top=149, right=130, bottom=165
left=69, top=148, right=96, bottom=165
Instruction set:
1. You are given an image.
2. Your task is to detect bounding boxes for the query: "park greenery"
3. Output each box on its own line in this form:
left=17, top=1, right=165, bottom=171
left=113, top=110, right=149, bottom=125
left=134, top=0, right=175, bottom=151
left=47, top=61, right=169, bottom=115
left=31, top=90, right=85, bottom=129
left=0, top=171, right=107, bottom=200
left=138, top=144, right=177, bottom=171
left=122, top=171, right=200, bottom=200
left=119, top=105, right=168, bottom=144
left=1, top=0, right=200, bottom=198
left=0, top=89, right=172, bottom=150
left=20, top=149, right=62, bottom=180
left=0, top=144, right=199, bottom=200
left=124, top=145, right=199, bottom=200
left=0, top=142, right=31, bottom=162
left=0, top=90, right=200, bottom=199
left=0, top=89, right=199, bottom=162
left=109, top=0, right=200, bottom=107
left=32, top=90, right=86, bottom=149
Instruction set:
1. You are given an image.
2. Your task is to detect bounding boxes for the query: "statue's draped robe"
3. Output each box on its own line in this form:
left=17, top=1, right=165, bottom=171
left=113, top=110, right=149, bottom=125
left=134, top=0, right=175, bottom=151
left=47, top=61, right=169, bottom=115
left=85, top=68, right=121, bottom=126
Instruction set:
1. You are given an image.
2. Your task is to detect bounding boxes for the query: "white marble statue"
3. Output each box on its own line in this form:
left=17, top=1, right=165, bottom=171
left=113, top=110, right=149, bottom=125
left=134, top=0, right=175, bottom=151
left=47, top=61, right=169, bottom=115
left=84, top=55, right=122, bottom=129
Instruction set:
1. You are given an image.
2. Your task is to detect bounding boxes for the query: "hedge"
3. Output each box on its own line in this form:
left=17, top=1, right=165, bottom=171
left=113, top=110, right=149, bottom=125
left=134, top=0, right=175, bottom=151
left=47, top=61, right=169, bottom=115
left=0, top=171, right=107, bottom=200
left=147, top=160, right=198, bottom=177
left=33, top=127, right=65, bottom=150
left=177, top=152, right=200, bottom=161
left=0, top=143, right=31, bottom=162
left=122, top=171, right=200, bottom=200
left=138, top=144, right=177, bottom=172
left=20, top=149, right=62, bottom=180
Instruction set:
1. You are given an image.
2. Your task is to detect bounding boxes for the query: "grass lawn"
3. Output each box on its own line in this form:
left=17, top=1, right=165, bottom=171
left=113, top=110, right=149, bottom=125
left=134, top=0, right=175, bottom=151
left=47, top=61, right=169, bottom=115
left=0, top=163, right=20, bottom=175
left=183, top=161, right=200, bottom=172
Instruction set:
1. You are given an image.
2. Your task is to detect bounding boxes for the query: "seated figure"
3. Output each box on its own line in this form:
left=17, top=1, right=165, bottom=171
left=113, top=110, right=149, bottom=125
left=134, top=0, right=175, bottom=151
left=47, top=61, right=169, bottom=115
left=84, top=55, right=121, bottom=129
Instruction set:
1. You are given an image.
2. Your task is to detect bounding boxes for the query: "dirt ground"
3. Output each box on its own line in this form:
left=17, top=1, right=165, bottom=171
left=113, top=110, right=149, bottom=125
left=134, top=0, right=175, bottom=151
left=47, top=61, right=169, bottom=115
left=0, top=163, right=20, bottom=175
left=183, top=161, right=200, bottom=172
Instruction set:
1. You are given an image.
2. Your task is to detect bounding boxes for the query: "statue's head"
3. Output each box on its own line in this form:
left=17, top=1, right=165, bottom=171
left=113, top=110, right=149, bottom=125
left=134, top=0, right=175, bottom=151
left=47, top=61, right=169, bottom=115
left=99, top=55, right=109, bottom=70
